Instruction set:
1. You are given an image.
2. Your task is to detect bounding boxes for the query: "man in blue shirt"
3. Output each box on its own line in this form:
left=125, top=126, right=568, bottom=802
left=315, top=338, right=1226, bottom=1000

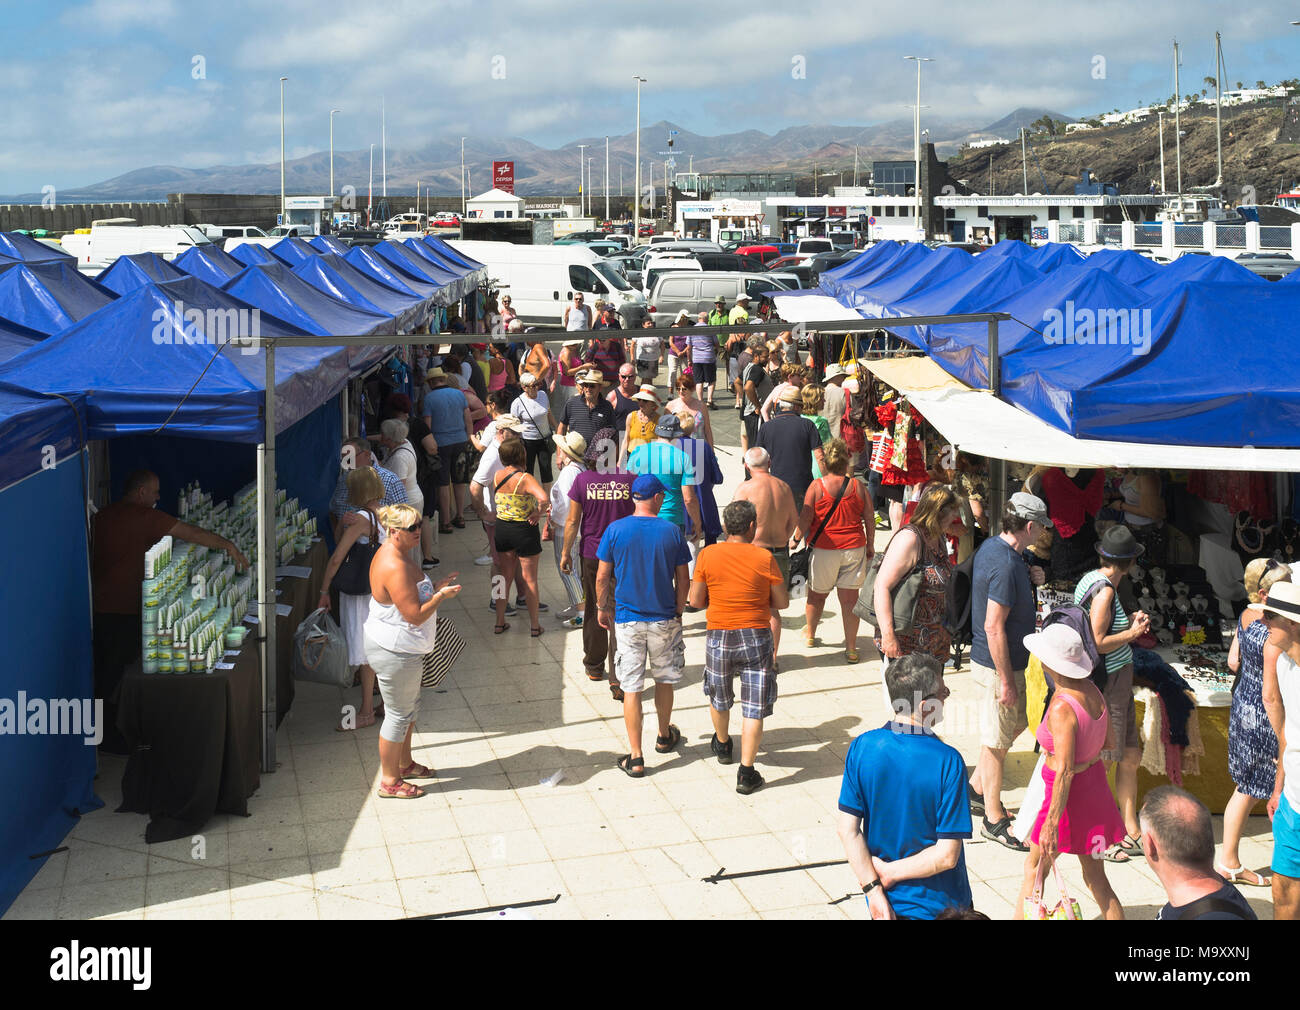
left=596, top=475, right=691, bottom=779
left=626, top=413, right=702, bottom=540
left=421, top=367, right=474, bottom=532
left=836, top=653, right=973, bottom=920
left=968, top=493, right=1050, bottom=850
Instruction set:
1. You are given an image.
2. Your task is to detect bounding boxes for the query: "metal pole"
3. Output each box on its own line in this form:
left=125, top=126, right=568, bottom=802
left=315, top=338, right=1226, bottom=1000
left=605, top=135, right=610, bottom=221
left=460, top=137, right=466, bottom=216
left=986, top=317, right=1005, bottom=521
left=1214, top=31, right=1223, bottom=186
left=577, top=144, right=587, bottom=217
left=1021, top=128, right=1029, bottom=194
left=1158, top=112, right=1166, bottom=194
left=633, top=75, right=645, bottom=241
left=381, top=96, right=387, bottom=198
left=368, top=144, right=373, bottom=227
left=329, top=109, right=339, bottom=207
left=279, top=77, right=287, bottom=229
left=1173, top=41, right=1182, bottom=194
left=258, top=342, right=278, bottom=773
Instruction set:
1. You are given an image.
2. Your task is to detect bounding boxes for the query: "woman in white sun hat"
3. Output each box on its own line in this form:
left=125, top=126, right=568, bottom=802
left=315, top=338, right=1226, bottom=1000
left=1016, top=622, right=1127, bottom=920
left=1257, top=580, right=1300, bottom=919
left=549, top=430, right=589, bottom=626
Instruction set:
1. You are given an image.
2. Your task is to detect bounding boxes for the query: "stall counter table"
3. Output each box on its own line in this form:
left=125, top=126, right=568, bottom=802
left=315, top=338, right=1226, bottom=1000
left=115, top=540, right=327, bottom=842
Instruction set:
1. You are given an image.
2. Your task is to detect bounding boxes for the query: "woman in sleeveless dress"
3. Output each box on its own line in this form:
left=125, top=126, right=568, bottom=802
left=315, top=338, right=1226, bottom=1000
left=1017, top=624, right=1127, bottom=920
left=1221, top=558, right=1289, bottom=886
left=492, top=437, right=551, bottom=637
left=317, top=467, right=386, bottom=731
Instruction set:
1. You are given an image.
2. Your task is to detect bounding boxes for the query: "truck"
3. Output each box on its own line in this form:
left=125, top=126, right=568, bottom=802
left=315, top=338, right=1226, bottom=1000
left=448, top=239, right=649, bottom=328
left=59, top=221, right=216, bottom=272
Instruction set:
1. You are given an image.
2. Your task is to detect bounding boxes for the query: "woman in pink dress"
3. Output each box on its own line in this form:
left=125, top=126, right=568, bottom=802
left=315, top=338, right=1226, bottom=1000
left=1017, top=624, right=1127, bottom=920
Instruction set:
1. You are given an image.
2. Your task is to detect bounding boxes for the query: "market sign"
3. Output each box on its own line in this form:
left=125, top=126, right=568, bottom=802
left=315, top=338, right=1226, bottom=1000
left=828, top=205, right=846, bottom=218
left=493, top=161, right=515, bottom=194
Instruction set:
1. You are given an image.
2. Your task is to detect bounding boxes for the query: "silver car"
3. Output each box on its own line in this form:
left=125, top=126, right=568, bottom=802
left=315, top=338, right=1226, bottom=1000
left=648, top=271, right=793, bottom=325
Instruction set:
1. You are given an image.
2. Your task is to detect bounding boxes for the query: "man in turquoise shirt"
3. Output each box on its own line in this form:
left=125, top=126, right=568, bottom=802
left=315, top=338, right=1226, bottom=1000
left=626, top=413, right=702, bottom=541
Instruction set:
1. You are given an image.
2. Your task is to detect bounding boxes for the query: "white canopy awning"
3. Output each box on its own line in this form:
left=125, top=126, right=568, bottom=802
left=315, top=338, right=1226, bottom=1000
left=864, top=356, right=1300, bottom=472
left=771, top=293, right=864, bottom=323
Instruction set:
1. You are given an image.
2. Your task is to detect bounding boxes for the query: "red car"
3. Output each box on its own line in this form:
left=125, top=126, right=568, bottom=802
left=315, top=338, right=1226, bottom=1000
left=638, top=224, right=655, bottom=236
left=432, top=214, right=460, bottom=228
left=736, top=244, right=781, bottom=265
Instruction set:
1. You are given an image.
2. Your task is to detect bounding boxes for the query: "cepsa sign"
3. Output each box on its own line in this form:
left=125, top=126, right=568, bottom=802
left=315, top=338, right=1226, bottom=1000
left=493, top=161, right=515, bottom=194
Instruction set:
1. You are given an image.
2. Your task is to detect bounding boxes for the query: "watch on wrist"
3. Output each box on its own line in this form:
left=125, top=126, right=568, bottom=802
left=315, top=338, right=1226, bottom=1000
left=862, top=879, right=882, bottom=895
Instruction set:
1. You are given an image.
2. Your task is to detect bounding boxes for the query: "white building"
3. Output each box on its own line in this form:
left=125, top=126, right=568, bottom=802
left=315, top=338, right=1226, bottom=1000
left=933, top=192, right=1168, bottom=244
left=466, top=187, right=525, bottom=220
left=763, top=193, right=926, bottom=242
left=674, top=198, right=765, bottom=242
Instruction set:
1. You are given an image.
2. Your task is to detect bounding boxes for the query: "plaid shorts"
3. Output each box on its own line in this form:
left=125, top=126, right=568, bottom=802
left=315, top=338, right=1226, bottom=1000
left=703, top=628, right=776, bottom=720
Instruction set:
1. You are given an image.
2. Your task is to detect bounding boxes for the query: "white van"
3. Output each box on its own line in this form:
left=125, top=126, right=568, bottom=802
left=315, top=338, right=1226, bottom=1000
left=59, top=223, right=215, bottom=272
left=642, top=254, right=702, bottom=298
left=449, top=240, right=649, bottom=328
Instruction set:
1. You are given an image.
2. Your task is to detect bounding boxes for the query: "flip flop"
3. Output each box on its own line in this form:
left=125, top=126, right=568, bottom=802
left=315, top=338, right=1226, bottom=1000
left=1216, top=862, right=1271, bottom=887
left=617, top=754, right=645, bottom=778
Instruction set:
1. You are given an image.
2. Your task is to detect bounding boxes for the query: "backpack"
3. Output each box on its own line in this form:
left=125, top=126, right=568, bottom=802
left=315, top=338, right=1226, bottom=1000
left=944, top=551, right=975, bottom=649
left=1041, top=579, right=1109, bottom=689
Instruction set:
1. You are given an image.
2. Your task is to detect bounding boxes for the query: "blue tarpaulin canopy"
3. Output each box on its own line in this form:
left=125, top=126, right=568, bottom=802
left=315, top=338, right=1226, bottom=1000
left=886, top=256, right=1045, bottom=347
left=292, top=253, right=430, bottom=333
left=0, top=260, right=116, bottom=335
left=94, top=251, right=187, bottom=295
left=0, top=276, right=357, bottom=442
left=270, top=236, right=320, bottom=266
left=223, top=261, right=397, bottom=337
left=844, top=246, right=974, bottom=316
left=229, top=242, right=281, bottom=268
left=0, top=231, right=76, bottom=263
left=344, top=245, right=456, bottom=307
left=172, top=244, right=245, bottom=286
left=422, top=234, right=485, bottom=274
left=825, top=242, right=929, bottom=300
left=976, top=239, right=1033, bottom=261
left=1082, top=248, right=1162, bottom=283
left=1026, top=242, right=1086, bottom=271
left=1136, top=252, right=1266, bottom=295
left=374, top=240, right=469, bottom=295
left=0, top=317, right=46, bottom=364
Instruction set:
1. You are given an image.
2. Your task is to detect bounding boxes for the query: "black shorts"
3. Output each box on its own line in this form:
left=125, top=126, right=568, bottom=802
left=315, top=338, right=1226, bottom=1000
left=877, top=481, right=905, bottom=504
left=437, top=442, right=470, bottom=486
left=692, top=361, right=717, bottom=385
left=743, top=412, right=760, bottom=445
left=494, top=518, right=542, bottom=557
left=524, top=438, right=554, bottom=483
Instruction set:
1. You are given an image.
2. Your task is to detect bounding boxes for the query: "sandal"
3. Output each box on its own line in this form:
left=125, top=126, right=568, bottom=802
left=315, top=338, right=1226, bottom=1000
left=399, top=762, right=437, bottom=780
left=494, top=622, right=510, bottom=634
left=610, top=684, right=625, bottom=703
left=439, top=524, right=454, bottom=535
left=654, top=725, right=682, bottom=754
left=980, top=815, right=1029, bottom=852
left=451, top=517, right=466, bottom=529
left=967, top=783, right=986, bottom=815
left=617, top=754, right=645, bottom=778
left=804, top=633, right=819, bottom=648
left=531, top=626, right=544, bottom=638
left=377, top=779, right=424, bottom=799
left=845, top=648, right=860, bottom=664
left=1117, top=832, right=1144, bottom=858
left=1216, top=862, right=1271, bottom=887
left=1103, top=843, right=1133, bottom=863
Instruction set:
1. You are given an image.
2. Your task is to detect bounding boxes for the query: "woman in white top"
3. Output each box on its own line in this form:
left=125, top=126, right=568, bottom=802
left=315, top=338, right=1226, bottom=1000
left=548, top=431, right=588, bottom=622
left=317, top=467, right=386, bottom=731
left=634, top=321, right=663, bottom=386
left=511, top=372, right=558, bottom=486
left=1259, top=580, right=1300, bottom=918
left=365, top=504, right=462, bottom=799
left=380, top=418, right=424, bottom=565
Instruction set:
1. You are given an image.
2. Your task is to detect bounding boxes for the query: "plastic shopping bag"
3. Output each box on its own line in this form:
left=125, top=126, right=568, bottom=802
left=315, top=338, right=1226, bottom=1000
left=292, top=607, right=351, bottom=688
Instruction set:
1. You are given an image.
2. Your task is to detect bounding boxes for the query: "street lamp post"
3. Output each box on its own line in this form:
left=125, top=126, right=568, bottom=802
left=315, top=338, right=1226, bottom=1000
left=279, top=76, right=287, bottom=230
left=605, top=136, right=610, bottom=222
left=904, top=56, right=933, bottom=239
left=460, top=137, right=466, bottom=216
left=577, top=144, right=588, bottom=216
left=633, top=75, right=646, bottom=240
left=329, top=108, right=340, bottom=207
left=368, top=143, right=374, bottom=227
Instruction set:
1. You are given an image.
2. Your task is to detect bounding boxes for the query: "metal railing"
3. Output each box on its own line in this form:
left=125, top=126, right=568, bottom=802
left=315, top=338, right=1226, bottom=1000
left=1174, top=223, right=1204, bottom=248
left=1260, top=225, right=1293, bottom=250
left=1215, top=223, right=1247, bottom=249
left=1097, top=224, right=1123, bottom=245
left=1134, top=223, right=1163, bottom=246
left=1058, top=223, right=1084, bottom=243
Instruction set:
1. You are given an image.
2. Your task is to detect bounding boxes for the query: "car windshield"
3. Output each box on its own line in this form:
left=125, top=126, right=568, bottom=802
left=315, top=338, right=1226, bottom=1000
left=594, top=261, right=632, bottom=290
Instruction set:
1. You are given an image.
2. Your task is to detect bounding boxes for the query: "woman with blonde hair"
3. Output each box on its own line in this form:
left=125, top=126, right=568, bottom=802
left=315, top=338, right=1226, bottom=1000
left=491, top=436, right=551, bottom=637
left=364, top=503, right=462, bottom=798
left=873, top=483, right=963, bottom=671
left=621, top=384, right=661, bottom=463
left=665, top=373, right=714, bottom=447
left=794, top=438, right=873, bottom=662
left=318, top=466, right=386, bottom=730
left=801, top=383, right=832, bottom=479
left=1219, top=557, right=1290, bottom=886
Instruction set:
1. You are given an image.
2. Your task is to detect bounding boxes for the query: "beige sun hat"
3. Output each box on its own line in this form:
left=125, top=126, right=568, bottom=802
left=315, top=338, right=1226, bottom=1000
left=553, top=431, right=588, bottom=464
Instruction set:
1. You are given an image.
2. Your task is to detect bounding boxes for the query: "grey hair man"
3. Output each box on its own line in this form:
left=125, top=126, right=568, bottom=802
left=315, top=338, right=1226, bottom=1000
left=729, top=446, right=798, bottom=656
left=836, top=653, right=973, bottom=920
left=688, top=499, right=790, bottom=794
left=1141, top=786, right=1258, bottom=920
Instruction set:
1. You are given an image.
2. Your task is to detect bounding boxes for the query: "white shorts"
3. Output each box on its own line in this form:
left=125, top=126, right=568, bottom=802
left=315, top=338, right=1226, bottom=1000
left=809, top=545, right=867, bottom=595
left=614, top=618, right=685, bottom=694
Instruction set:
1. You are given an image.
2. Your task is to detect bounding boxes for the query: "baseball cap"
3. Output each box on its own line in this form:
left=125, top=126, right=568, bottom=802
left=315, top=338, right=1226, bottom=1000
left=631, top=474, right=667, bottom=500
left=1008, top=492, right=1053, bottom=528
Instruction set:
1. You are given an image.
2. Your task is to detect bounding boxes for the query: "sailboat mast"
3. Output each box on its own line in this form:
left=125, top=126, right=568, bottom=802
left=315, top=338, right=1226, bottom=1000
left=1173, top=40, right=1182, bottom=194
left=1214, top=31, right=1223, bottom=187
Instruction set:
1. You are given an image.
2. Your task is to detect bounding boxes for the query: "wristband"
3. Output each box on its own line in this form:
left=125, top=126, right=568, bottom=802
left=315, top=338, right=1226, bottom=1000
left=862, top=879, right=882, bottom=895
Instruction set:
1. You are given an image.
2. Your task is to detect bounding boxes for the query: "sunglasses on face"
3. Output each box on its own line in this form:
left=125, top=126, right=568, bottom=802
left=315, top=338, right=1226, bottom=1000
left=399, top=522, right=421, bottom=533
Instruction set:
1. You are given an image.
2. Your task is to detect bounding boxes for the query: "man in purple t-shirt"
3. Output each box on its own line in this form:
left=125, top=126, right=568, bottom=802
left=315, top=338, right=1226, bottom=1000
left=562, top=426, right=634, bottom=700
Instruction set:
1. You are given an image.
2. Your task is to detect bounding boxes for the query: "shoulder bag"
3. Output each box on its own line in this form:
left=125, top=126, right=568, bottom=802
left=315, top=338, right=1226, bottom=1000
left=334, top=509, right=380, bottom=596
left=788, top=477, right=849, bottom=591
left=1023, top=863, right=1081, bottom=921
left=853, top=526, right=926, bottom=635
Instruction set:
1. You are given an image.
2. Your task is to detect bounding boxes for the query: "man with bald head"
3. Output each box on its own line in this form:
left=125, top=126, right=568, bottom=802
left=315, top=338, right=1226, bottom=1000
left=729, top=446, right=798, bottom=656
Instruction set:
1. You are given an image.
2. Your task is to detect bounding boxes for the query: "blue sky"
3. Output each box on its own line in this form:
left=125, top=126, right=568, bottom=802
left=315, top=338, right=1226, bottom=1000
left=2, top=0, right=1299, bottom=193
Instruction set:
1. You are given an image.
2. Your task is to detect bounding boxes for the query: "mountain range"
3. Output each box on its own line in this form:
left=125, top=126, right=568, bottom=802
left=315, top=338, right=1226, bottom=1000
left=0, top=109, right=1072, bottom=202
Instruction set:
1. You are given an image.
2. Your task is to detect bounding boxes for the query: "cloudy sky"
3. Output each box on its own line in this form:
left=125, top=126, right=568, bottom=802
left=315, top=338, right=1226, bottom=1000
left=2, top=0, right=1298, bottom=192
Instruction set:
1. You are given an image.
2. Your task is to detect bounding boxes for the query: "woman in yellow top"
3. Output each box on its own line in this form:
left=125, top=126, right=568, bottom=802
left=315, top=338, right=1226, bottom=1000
left=622, top=385, right=661, bottom=464
left=492, top=437, right=551, bottom=637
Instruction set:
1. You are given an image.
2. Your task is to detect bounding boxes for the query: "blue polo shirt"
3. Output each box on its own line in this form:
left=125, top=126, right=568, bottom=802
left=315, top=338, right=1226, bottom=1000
left=627, top=442, right=695, bottom=527
left=422, top=386, right=469, bottom=446
left=970, top=534, right=1036, bottom=671
left=595, top=515, right=691, bottom=623
left=838, top=722, right=973, bottom=920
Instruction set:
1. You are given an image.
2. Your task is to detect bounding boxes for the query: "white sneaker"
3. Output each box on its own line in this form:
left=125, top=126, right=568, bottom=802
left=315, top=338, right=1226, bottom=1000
left=474, top=554, right=492, bottom=566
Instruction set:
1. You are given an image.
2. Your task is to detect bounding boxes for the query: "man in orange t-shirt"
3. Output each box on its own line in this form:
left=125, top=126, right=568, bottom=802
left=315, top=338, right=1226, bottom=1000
left=688, top=500, right=789, bottom=796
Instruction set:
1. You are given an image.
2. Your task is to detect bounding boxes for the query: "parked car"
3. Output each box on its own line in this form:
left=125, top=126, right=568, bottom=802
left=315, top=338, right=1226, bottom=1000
left=643, top=255, right=703, bottom=298
left=735, top=244, right=782, bottom=265
left=808, top=249, right=862, bottom=281
left=827, top=232, right=858, bottom=250
left=1235, top=251, right=1299, bottom=280
left=648, top=271, right=793, bottom=325
left=638, top=224, right=655, bottom=236
left=695, top=252, right=763, bottom=272
left=765, top=255, right=816, bottom=286
left=795, top=237, right=834, bottom=258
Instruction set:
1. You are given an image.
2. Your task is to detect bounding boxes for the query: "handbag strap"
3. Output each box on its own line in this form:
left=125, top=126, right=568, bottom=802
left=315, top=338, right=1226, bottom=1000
left=1030, top=862, right=1077, bottom=919
left=807, top=476, right=850, bottom=549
